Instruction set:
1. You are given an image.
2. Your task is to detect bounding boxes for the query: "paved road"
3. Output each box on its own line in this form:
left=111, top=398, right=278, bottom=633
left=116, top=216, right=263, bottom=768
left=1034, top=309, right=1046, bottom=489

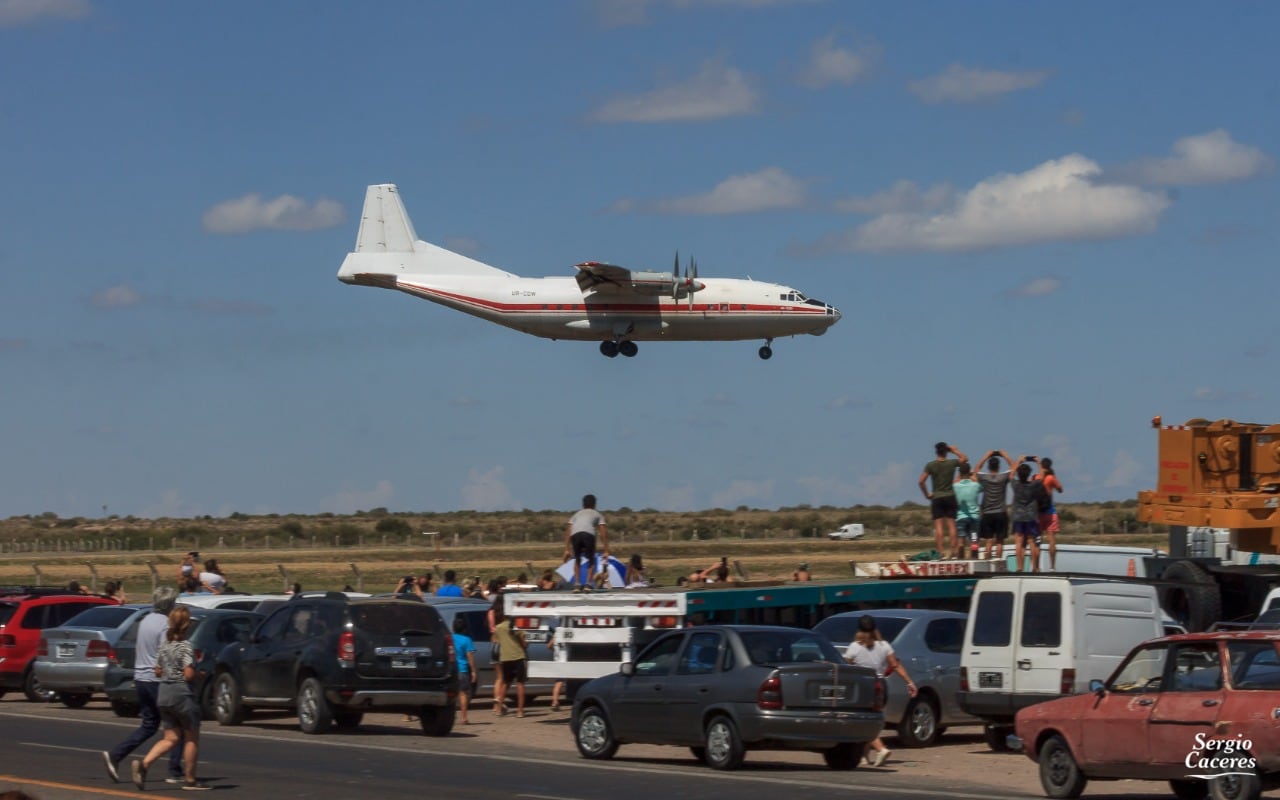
left=0, top=697, right=1174, bottom=800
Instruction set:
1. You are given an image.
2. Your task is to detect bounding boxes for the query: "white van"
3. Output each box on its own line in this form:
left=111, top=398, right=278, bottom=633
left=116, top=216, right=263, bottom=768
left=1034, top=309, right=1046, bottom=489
left=955, top=575, right=1162, bottom=750
left=828, top=523, right=865, bottom=540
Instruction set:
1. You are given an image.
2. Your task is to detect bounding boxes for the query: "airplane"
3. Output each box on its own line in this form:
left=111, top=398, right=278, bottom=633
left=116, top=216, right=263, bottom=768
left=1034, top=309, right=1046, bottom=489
left=336, top=184, right=841, bottom=359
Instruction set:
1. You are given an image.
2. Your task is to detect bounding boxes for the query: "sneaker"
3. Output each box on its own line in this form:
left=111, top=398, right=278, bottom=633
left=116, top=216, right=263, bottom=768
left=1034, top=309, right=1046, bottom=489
left=166, top=776, right=185, bottom=784
left=102, top=751, right=120, bottom=783
left=131, top=759, right=147, bottom=790
left=873, top=748, right=891, bottom=767
left=182, top=781, right=213, bottom=791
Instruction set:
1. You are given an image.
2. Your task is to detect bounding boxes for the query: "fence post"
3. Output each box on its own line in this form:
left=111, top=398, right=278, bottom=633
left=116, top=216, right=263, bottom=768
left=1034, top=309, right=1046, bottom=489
left=349, top=563, right=363, bottom=593
left=33, top=564, right=43, bottom=586
left=278, top=564, right=290, bottom=593
left=147, top=562, right=160, bottom=591
left=85, top=562, right=100, bottom=593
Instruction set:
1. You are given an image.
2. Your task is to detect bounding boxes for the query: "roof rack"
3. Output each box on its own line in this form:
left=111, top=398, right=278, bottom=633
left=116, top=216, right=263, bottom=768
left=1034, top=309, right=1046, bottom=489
left=289, top=591, right=350, bottom=602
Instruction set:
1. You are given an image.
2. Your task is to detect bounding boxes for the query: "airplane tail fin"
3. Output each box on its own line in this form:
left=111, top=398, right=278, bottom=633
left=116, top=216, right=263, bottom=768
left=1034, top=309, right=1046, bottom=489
left=338, top=184, right=513, bottom=282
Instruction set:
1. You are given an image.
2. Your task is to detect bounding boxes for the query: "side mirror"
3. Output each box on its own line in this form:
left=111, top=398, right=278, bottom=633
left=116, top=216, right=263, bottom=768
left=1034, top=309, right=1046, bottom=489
left=620, top=662, right=635, bottom=677
left=1089, top=679, right=1105, bottom=695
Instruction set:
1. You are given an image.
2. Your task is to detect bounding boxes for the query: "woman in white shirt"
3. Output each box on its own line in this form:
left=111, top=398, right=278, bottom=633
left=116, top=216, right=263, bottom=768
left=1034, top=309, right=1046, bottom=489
left=843, top=615, right=916, bottom=768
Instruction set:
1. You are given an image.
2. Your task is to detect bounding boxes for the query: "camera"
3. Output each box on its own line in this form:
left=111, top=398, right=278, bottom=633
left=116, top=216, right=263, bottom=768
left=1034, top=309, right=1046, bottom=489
left=1026, top=456, right=1038, bottom=462
left=187, top=551, right=199, bottom=560
left=402, top=575, right=415, bottom=583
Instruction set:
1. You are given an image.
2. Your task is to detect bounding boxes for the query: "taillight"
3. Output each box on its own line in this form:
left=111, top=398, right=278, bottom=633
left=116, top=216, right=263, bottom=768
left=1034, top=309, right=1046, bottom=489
left=649, top=616, right=679, bottom=629
left=337, top=632, right=355, bottom=666
left=756, top=674, right=783, bottom=710
left=193, top=649, right=205, bottom=663
left=1060, top=668, right=1076, bottom=695
left=86, top=640, right=116, bottom=661
left=873, top=677, right=886, bottom=712
left=37, top=638, right=48, bottom=656
left=959, top=667, right=969, bottom=692
left=513, top=617, right=538, bottom=630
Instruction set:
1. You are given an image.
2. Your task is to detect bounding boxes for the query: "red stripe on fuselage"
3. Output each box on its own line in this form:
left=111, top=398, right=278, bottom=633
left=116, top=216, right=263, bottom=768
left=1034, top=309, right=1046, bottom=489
left=398, top=282, right=828, bottom=316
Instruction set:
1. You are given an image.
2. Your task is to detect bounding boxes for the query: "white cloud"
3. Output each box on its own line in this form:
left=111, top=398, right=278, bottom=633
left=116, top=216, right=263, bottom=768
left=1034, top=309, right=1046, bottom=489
left=90, top=284, right=143, bottom=309
left=451, top=395, right=483, bottom=408
left=592, top=0, right=816, bottom=27
left=320, top=480, right=394, bottom=515
left=1113, top=129, right=1274, bottom=186
left=141, top=489, right=200, bottom=519
left=0, top=338, right=29, bottom=352
left=461, top=466, right=516, bottom=511
left=652, top=485, right=696, bottom=511
left=799, top=34, right=875, bottom=89
left=202, top=193, right=344, bottom=234
left=795, top=462, right=915, bottom=506
left=588, top=58, right=759, bottom=123
left=704, top=391, right=735, bottom=406
left=187, top=298, right=271, bottom=315
left=0, top=0, right=89, bottom=27
left=815, top=154, right=1170, bottom=253
left=909, top=64, right=1050, bottom=104
left=1191, top=386, right=1260, bottom=403
left=710, top=479, right=775, bottom=509
left=826, top=394, right=871, bottom=410
left=1008, top=276, right=1063, bottom=298
left=1104, top=450, right=1143, bottom=489
left=614, top=167, right=807, bottom=215
left=835, top=179, right=956, bottom=215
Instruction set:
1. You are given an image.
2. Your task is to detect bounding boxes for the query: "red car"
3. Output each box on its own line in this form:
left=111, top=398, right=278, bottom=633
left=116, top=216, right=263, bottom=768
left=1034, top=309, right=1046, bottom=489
left=0, top=589, right=117, bottom=702
left=1013, top=631, right=1280, bottom=800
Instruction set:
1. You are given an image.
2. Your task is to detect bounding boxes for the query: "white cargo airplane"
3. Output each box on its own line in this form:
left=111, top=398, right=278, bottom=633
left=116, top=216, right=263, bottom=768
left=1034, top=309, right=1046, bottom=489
left=337, top=184, right=841, bottom=359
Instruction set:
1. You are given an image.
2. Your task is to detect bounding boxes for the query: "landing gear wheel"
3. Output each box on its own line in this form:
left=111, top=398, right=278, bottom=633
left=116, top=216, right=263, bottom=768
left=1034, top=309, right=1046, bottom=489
left=758, top=346, right=772, bottom=360
left=599, top=341, right=619, bottom=358
left=1038, top=734, right=1088, bottom=799
left=618, top=340, right=638, bottom=358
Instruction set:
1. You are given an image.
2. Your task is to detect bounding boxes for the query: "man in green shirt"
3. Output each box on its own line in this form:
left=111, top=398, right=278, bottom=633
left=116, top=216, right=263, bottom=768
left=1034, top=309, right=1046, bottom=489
left=918, top=441, right=968, bottom=559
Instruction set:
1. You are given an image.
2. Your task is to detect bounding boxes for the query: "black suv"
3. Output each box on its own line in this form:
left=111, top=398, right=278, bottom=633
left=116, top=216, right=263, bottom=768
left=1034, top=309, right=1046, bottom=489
left=210, top=592, right=458, bottom=735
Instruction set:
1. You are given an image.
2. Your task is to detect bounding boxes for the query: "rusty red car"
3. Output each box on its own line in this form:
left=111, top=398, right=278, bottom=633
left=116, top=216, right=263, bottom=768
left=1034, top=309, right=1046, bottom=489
left=1012, top=631, right=1280, bottom=800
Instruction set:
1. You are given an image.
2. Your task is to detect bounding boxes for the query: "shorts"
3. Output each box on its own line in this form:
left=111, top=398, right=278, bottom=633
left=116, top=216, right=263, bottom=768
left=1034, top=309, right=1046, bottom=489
left=499, top=659, right=527, bottom=684
left=158, top=695, right=201, bottom=731
left=979, top=512, right=1009, bottom=541
left=1012, top=520, right=1040, bottom=542
left=930, top=495, right=958, bottom=520
left=570, top=531, right=596, bottom=563
left=1038, top=512, right=1059, bottom=534
left=957, top=518, right=979, bottom=539
left=458, top=671, right=475, bottom=697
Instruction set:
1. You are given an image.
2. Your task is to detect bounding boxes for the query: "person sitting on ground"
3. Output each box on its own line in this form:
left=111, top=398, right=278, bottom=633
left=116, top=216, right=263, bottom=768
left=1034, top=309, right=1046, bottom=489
left=625, top=554, right=649, bottom=588
left=690, top=557, right=732, bottom=584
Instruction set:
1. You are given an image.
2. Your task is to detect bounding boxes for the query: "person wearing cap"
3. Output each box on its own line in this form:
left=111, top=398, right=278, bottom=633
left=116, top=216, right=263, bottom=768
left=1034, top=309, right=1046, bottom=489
left=918, top=441, right=968, bottom=559
left=792, top=563, right=812, bottom=581
left=844, top=615, right=916, bottom=767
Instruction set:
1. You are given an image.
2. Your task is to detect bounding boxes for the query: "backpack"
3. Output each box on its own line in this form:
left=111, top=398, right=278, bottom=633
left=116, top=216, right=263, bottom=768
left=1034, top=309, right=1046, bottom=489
left=1032, top=479, right=1052, bottom=513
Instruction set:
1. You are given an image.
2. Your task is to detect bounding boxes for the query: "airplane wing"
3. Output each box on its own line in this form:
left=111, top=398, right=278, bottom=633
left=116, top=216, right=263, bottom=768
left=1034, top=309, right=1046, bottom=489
left=574, top=261, right=702, bottom=298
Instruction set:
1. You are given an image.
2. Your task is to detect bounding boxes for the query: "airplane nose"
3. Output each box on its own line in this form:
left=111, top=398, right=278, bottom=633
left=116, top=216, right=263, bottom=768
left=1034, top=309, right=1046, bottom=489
left=829, top=305, right=841, bottom=322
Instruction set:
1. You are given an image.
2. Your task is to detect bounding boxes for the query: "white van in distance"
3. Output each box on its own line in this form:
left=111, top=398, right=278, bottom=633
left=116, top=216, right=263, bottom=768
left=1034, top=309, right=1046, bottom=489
left=828, top=523, right=865, bottom=540
left=955, top=575, right=1163, bottom=751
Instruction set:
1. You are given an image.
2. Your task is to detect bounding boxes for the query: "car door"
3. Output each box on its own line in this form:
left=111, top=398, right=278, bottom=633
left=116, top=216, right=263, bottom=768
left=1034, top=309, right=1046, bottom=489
left=612, top=632, right=685, bottom=741
left=1147, top=641, right=1225, bottom=770
left=1014, top=590, right=1070, bottom=696
left=663, top=631, right=724, bottom=743
left=1080, top=642, right=1166, bottom=771
left=239, top=606, right=293, bottom=698
left=920, top=616, right=971, bottom=721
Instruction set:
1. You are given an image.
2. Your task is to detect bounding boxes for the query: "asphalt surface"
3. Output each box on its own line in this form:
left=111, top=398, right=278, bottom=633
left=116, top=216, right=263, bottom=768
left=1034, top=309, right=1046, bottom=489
left=0, top=695, right=1180, bottom=800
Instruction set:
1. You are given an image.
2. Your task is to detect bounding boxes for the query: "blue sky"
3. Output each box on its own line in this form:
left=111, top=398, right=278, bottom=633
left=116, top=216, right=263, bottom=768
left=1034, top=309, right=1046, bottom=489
left=2, top=0, right=1277, bottom=519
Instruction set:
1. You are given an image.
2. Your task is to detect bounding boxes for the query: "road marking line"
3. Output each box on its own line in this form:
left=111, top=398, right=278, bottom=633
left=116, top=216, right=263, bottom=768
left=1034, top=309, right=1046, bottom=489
left=0, top=774, right=153, bottom=799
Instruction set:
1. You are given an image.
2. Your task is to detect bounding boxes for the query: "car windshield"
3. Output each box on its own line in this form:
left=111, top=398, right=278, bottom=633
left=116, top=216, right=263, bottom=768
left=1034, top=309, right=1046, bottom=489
left=740, top=630, right=842, bottom=665
left=61, top=606, right=137, bottom=629
left=814, top=615, right=910, bottom=645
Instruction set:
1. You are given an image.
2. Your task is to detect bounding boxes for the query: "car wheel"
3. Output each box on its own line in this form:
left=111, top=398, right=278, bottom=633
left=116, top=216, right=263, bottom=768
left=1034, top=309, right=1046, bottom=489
left=110, top=698, right=140, bottom=718
left=59, top=692, right=92, bottom=708
left=983, top=723, right=1015, bottom=752
left=198, top=679, right=216, bottom=719
left=212, top=672, right=246, bottom=725
left=334, top=709, right=364, bottom=729
left=418, top=705, right=455, bottom=737
left=575, top=705, right=618, bottom=760
left=1170, top=779, right=1208, bottom=800
left=297, top=677, right=333, bottom=734
left=823, top=742, right=863, bottom=770
left=1038, top=734, right=1088, bottom=799
left=1208, top=771, right=1261, bottom=800
left=704, top=715, right=745, bottom=771
left=23, top=668, right=56, bottom=703
left=898, top=695, right=941, bottom=748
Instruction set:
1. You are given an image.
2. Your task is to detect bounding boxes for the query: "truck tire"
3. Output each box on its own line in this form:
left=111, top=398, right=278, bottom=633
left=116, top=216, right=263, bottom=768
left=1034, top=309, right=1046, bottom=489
left=1161, top=561, right=1222, bottom=632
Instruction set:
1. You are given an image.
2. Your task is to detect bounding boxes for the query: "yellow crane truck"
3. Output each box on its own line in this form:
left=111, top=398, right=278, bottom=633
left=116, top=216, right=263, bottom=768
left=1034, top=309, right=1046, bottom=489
left=1138, top=416, right=1280, bottom=629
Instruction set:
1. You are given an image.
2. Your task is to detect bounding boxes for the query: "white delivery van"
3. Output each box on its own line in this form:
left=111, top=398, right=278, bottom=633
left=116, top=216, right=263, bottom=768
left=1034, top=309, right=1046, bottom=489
left=828, top=523, right=865, bottom=540
left=955, top=575, right=1163, bottom=751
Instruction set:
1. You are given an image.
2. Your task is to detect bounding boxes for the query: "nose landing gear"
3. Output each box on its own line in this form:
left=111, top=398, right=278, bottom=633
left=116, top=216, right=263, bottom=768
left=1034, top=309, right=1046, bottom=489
left=600, top=340, right=638, bottom=358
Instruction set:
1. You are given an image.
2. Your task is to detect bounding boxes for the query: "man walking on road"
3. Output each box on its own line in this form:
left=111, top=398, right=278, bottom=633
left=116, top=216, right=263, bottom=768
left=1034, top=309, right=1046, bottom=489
left=103, top=586, right=184, bottom=784
left=563, top=494, right=608, bottom=589
left=918, top=442, right=968, bottom=559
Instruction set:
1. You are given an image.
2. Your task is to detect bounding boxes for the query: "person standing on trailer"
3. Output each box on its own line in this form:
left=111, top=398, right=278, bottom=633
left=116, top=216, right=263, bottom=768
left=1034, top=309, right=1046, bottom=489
left=1034, top=458, right=1065, bottom=571
left=976, top=450, right=1013, bottom=561
left=563, top=494, right=608, bottom=589
left=918, top=441, right=968, bottom=559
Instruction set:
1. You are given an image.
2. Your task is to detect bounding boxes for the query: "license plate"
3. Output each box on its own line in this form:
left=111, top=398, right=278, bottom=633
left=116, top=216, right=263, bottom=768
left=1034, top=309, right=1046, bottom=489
left=819, top=685, right=848, bottom=700
left=979, top=671, right=1003, bottom=688
left=391, top=657, right=416, bottom=669
left=524, top=631, right=548, bottom=643
left=58, top=643, right=76, bottom=657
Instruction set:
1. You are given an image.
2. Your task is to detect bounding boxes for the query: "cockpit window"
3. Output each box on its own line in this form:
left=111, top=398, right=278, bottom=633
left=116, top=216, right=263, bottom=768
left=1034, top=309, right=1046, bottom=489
left=805, top=298, right=826, bottom=307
